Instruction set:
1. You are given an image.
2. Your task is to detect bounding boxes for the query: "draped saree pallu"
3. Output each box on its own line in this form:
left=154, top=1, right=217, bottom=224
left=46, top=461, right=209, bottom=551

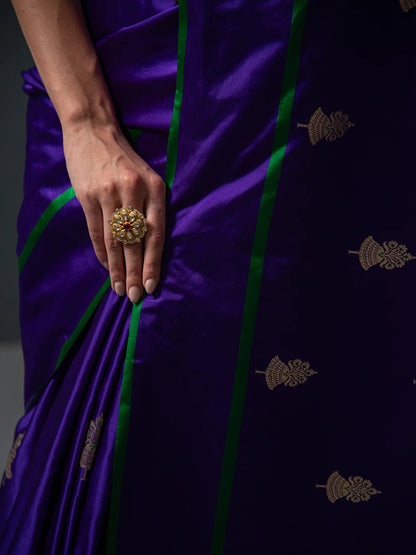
left=1, top=1, right=416, bottom=554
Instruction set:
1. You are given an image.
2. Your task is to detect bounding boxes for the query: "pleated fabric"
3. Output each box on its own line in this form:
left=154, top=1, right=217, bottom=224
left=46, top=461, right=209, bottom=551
left=1, top=2, right=416, bottom=554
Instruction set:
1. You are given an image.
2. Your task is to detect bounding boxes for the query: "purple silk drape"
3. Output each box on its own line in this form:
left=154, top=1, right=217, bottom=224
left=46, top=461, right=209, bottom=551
left=1, top=1, right=416, bottom=554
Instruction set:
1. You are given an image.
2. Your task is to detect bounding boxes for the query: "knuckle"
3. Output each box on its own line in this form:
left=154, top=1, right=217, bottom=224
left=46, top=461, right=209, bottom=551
left=148, top=174, right=165, bottom=193
left=107, top=237, right=121, bottom=251
left=148, top=229, right=165, bottom=247
left=120, top=171, right=139, bottom=191
left=89, top=228, right=104, bottom=242
left=123, top=241, right=142, bottom=252
left=79, top=188, right=96, bottom=206
left=100, top=181, right=117, bottom=197
left=144, top=260, right=159, bottom=275
left=110, top=267, right=124, bottom=279
left=149, top=203, right=165, bottom=220
left=94, top=248, right=107, bottom=264
left=126, top=269, right=141, bottom=283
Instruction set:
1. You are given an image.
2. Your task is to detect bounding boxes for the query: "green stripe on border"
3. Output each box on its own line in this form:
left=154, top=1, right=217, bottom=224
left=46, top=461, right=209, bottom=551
left=127, top=127, right=143, bottom=144
left=19, top=123, right=142, bottom=275
left=165, top=0, right=188, bottom=189
left=105, top=300, right=143, bottom=554
left=24, top=276, right=111, bottom=412
left=210, top=2, right=308, bottom=553
left=54, top=276, right=111, bottom=370
left=105, top=1, right=188, bottom=552
left=18, top=187, right=76, bottom=274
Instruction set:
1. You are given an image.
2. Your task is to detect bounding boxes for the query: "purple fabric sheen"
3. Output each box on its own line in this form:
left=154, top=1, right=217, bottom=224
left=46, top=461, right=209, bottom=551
left=16, top=6, right=178, bottom=407
left=3, top=0, right=416, bottom=553
left=0, top=291, right=131, bottom=554
left=18, top=5, right=178, bottom=254
left=81, top=0, right=178, bottom=42
left=116, top=2, right=295, bottom=552
left=95, top=6, right=179, bottom=136
left=19, top=195, right=109, bottom=407
left=224, top=3, right=416, bottom=554
left=16, top=95, right=68, bottom=256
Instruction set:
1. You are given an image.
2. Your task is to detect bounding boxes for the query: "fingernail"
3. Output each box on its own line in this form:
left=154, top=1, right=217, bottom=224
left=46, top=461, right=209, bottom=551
left=144, top=278, right=157, bottom=295
left=128, top=286, right=141, bottom=304
left=102, top=260, right=109, bottom=270
left=114, top=281, right=125, bottom=296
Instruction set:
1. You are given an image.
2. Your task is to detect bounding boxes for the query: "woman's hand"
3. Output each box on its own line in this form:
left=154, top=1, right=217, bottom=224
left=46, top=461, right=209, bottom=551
left=10, top=0, right=165, bottom=301
left=63, top=122, right=166, bottom=302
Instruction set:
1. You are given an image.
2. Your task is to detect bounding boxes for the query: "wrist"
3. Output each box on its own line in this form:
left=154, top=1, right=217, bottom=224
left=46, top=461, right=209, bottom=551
left=49, top=55, right=119, bottom=134
left=59, top=95, right=119, bottom=135
left=61, top=115, right=127, bottom=161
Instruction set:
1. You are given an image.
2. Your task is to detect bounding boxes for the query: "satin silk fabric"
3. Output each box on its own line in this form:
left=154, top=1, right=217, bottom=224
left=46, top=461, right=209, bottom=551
left=1, top=1, right=416, bottom=554
left=17, top=5, right=179, bottom=406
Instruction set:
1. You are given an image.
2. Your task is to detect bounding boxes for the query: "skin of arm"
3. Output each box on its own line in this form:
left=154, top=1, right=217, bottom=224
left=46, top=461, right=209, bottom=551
left=11, top=0, right=166, bottom=302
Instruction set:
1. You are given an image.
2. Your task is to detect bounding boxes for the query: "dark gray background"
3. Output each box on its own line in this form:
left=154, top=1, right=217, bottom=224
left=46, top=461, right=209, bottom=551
left=1, top=1, right=34, bottom=341
left=1, top=3, right=33, bottom=469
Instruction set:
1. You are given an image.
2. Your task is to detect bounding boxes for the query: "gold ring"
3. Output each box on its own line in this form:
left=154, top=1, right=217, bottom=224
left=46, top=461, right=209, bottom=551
left=108, top=206, right=147, bottom=245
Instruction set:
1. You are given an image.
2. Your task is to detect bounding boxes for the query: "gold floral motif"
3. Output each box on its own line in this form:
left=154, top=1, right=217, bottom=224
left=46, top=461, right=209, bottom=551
left=316, top=471, right=381, bottom=504
left=255, top=355, right=317, bottom=390
left=2, top=433, right=25, bottom=486
left=349, top=236, right=415, bottom=271
left=80, top=413, right=104, bottom=481
left=297, top=108, right=354, bottom=145
left=108, top=206, right=147, bottom=245
left=400, top=0, right=416, bottom=12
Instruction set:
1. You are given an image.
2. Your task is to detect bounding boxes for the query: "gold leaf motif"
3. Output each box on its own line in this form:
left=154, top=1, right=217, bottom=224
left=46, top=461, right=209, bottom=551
left=2, top=433, right=25, bottom=486
left=80, top=413, right=104, bottom=481
left=400, top=0, right=416, bottom=12
left=297, top=108, right=354, bottom=145
left=256, top=355, right=317, bottom=390
left=316, top=471, right=381, bottom=504
left=349, top=236, right=415, bottom=271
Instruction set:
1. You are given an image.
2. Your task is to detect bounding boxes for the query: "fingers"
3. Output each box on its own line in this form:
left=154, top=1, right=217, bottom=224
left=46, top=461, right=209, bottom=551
left=118, top=172, right=165, bottom=302
left=124, top=241, right=144, bottom=302
left=65, top=125, right=166, bottom=300
left=102, top=201, right=126, bottom=296
left=142, top=175, right=166, bottom=295
left=117, top=172, right=146, bottom=303
left=82, top=198, right=109, bottom=270
left=80, top=169, right=165, bottom=303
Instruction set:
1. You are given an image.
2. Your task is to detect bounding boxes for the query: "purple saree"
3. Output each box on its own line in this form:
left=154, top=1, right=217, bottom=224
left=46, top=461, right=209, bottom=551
left=1, top=1, right=416, bottom=553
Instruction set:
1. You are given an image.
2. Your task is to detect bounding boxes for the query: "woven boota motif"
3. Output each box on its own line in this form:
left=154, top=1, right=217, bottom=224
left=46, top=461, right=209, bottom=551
left=297, top=108, right=354, bottom=145
left=349, top=236, right=415, bottom=271
left=316, top=471, right=381, bottom=504
left=256, top=355, right=317, bottom=390
left=80, top=413, right=104, bottom=481
left=2, top=433, right=25, bottom=485
left=400, top=0, right=416, bottom=13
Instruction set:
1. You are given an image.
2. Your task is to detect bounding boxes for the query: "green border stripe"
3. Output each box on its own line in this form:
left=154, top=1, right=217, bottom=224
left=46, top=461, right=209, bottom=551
left=105, top=1, right=188, bottom=552
left=19, top=124, right=143, bottom=275
left=18, top=186, right=76, bottom=273
left=127, top=127, right=143, bottom=144
left=24, top=275, right=111, bottom=412
left=54, top=276, right=111, bottom=370
left=164, top=0, right=188, bottom=189
left=210, top=2, right=308, bottom=553
left=105, top=300, right=143, bottom=554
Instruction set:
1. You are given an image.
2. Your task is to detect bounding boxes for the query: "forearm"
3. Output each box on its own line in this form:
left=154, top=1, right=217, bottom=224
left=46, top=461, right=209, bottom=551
left=12, top=0, right=166, bottom=300
left=11, top=0, right=117, bottom=131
